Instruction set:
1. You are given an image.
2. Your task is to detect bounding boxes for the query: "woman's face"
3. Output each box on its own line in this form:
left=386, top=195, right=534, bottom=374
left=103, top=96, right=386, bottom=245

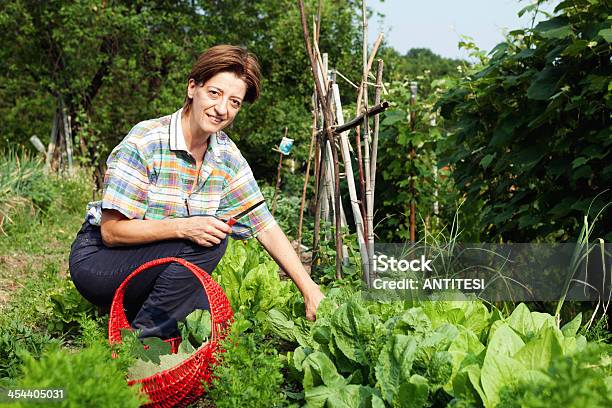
left=186, top=71, right=247, bottom=138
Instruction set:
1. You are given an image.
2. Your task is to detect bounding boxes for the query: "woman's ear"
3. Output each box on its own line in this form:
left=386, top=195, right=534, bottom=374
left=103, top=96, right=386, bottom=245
left=187, top=79, right=196, bottom=99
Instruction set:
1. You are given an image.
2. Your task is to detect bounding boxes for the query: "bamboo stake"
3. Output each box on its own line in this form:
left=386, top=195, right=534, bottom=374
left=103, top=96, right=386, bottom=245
left=355, top=33, right=383, bottom=115
left=323, top=74, right=349, bottom=264
left=312, top=131, right=326, bottom=270
left=370, top=60, right=383, bottom=196
left=332, top=83, right=369, bottom=274
left=360, top=0, right=373, bottom=285
left=409, top=82, right=418, bottom=242
left=297, top=110, right=317, bottom=260
left=368, top=59, right=384, bottom=283
left=320, top=55, right=332, bottom=229
left=272, top=127, right=288, bottom=215
left=298, top=0, right=343, bottom=279
left=323, top=113, right=349, bottom=265
left=353, top=32, right=383, bottom=236
left=272, top=151, right=283, bottom=215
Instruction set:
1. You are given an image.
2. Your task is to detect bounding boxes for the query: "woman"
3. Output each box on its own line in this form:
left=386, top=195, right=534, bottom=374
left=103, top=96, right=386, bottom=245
left=69, top=45, right=324, bottom=339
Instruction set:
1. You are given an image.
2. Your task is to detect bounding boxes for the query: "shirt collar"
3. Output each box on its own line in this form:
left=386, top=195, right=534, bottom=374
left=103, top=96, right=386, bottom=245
left=169, top=108, right=223, bottom=163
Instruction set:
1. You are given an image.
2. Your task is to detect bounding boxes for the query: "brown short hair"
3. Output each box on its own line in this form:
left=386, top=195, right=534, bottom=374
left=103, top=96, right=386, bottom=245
left=183, top=45, right=261, bottom=111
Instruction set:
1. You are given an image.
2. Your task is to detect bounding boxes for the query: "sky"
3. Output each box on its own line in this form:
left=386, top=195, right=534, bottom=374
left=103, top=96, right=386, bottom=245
left=368, top=0, right=559, bottom=59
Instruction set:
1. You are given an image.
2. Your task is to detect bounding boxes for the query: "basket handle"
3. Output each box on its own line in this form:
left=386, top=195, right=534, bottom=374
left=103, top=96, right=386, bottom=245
left=108, top=257, right=233, bottom=346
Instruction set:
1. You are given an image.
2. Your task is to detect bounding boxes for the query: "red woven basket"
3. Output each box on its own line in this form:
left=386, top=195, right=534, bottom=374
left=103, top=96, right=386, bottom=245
left=108, top=257, right=234, bottom=408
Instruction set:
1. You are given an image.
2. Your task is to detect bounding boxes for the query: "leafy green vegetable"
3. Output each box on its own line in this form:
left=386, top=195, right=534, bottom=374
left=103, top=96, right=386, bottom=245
left=299, top=351, right=384, bottom=408
left=127, top=350, right=193, bottom=381
left=119, top=329, right=172, bottom=364
left=375, top=334, right=418, bottom=405
left=178, top=309, right=211, bottom=350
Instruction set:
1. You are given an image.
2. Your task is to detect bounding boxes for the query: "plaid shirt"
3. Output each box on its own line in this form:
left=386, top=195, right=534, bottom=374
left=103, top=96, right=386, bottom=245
left=85, top=108, right=276, bottom=240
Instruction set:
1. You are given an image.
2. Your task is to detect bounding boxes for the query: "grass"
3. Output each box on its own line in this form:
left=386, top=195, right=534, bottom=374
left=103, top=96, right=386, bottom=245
left=0, top=153, right=100, bottom=389
left=0, top=151, right=92, bottom=313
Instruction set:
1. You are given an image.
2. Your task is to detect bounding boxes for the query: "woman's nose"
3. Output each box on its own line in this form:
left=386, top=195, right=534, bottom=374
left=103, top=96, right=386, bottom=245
left=214, top=99, right=228, bottom=116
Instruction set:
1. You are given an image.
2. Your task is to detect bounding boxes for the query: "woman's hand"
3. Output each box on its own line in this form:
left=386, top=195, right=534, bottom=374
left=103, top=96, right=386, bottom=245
left=178, top=216, right=232, bottom=247
left=256, top=225, right=326, bottom=321
left=304, top=284, right=325, bottom=321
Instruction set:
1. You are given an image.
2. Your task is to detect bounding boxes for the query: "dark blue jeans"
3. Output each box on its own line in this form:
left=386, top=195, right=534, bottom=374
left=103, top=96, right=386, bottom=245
left=68, top=221, right=227, bottom=339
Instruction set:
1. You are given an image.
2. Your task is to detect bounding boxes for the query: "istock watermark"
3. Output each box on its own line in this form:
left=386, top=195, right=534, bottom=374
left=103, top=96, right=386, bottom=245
left=362, top=243, right=611, bottom=302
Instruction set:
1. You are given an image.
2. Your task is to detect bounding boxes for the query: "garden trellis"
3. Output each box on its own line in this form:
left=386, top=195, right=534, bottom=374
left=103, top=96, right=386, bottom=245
left=297, top=0, right=389, bottom=285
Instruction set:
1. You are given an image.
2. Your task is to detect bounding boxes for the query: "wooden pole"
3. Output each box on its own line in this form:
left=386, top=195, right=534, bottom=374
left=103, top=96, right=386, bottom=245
left=272, top=128, right=288, bottom=216
left=298, top=0, right=343, bottom=279
left=45, top=106, right=59, bottom=173
left=312, top=131, right=326, bottom=269
left=312, top=94, right=322, bottom=265
left=322, top=102, right=389, bottom=135
left=332, top=83, right=369, bottom=274
left=368, top=59, right=384, bottom=282
left=371, top=60, right=384, bottom=198
left=272, top=152, right=283, bottom=215
left=61, top=97, right=74, bottom=173
left=355, top=33, right=383, bottom=118
left=409, top=82, right=418, bottom=243
left=297, top=110, right=317, bottom=260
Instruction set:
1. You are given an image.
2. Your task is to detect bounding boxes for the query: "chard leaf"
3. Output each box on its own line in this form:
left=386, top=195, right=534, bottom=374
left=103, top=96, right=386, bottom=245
left=393, top=307, right=432, bottom=337
left=397, top=374, right=429, bottom=408
left=266, top=308, right=313, bottom=348
left=330, top=301, right=374, bottom=365
left=514, top=326, right=564, bottom=370
left=375, top=334, right=418, bottom=404
left=417, top=324, right=459, bottom=362
left=426, top=351, right=453, bottom=388
left=446, top=328, right=485, bottom=394
left=480, top=352, right=525, bottom=408
left=486, top=323, right=525, bottom=357
left=266, top=308, right=297, bottom=343
left=127, top=350, right=192, bottom=381
left=563, top=333, right=588, bottom=355
left=451, top=364, right=486, bottom=405
left=301, top=351, right=345, bottom=390
left=238, top=261, right=292, bottom=314
left=292, top=346, right=313, bottom=372
left=561, top=312, right=582, bottom=337
left=304, top=383, right=384, bottom=408
left=506, top=303, right=556, bottom=339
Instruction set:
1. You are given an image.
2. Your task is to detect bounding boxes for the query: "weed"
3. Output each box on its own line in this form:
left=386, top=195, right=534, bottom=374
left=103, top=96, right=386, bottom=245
left=0, top=318, right=59, bottom=382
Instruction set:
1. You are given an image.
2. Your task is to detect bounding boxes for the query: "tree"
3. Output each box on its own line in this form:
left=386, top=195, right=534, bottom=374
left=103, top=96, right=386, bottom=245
left=372, top=49, right=465, bottom=242
left=438, top=0, right=611, bottom=242
left=0, top=0, right=363, bottom=183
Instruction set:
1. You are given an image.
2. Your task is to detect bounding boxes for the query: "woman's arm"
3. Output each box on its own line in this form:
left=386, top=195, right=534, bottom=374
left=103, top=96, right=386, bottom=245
left=256, top=224, right=324, bottom=321
left=100, top=209, right=232, bottom=247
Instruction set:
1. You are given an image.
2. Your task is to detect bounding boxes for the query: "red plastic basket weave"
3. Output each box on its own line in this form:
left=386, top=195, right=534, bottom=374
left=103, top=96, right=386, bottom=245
left=108, top=257, right=234, bottom=408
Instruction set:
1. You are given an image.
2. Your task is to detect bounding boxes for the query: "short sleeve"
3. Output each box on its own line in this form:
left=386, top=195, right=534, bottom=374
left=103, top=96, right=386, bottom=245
left=217, top=157, right=277, bottom=240
left=101, top=142, right=149, bottom=220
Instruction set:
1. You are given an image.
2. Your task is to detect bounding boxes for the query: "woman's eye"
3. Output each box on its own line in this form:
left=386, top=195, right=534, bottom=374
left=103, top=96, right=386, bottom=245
left=208, top=90, right=219, bottom=97
left=231, top=100, right=242, bottom=108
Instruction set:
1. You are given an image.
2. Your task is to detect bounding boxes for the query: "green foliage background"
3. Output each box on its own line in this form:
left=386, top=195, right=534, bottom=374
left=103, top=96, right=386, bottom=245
left=0, top=0, right=609, bottom=242
left=0, top=0, right=365, bottom=183
left=437, top=0, right=611, bottom=242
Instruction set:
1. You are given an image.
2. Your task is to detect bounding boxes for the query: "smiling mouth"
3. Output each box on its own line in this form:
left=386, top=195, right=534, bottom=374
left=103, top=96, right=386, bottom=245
left=207, top=114, right=224, bottom=124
